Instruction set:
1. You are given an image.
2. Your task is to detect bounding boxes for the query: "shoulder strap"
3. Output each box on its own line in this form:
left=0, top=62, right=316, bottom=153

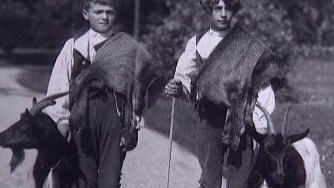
left=93, top=32, right=116, bottom=52
left=190, top=28, right=209, bottom=101
left=195, top=30, right=206, bottom=66
left=196, top=29, right=208, bottom=45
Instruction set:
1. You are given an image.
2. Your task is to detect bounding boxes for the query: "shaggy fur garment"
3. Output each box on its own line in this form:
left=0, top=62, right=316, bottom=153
left=197, top=25, right=284, bottom=149
left=69, top=32, right=166, bottom=151
left=70, top=32, right=165, bottom=115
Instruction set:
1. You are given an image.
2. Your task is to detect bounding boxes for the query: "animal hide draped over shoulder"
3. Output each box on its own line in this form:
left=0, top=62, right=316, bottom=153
left=197, top=25, right=284, bottom=149
left=69, top=32, right=166, bottom=152
left=70, top=32, right=166, bottom=116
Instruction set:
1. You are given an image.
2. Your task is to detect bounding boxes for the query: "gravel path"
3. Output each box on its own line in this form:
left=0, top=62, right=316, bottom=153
left=0, top=64, right=202, bottom=188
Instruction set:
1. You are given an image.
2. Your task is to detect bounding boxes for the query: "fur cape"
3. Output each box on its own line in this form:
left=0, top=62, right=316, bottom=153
left=70, top=32, right=165, bottom=116
left=69, top=32, right=166, bottom=151
left=197, top=25, right=284, bottom=149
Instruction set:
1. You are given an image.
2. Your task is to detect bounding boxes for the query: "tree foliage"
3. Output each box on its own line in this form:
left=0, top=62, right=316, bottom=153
left=0, top=0, right=333, bottom=61
left=139, top=0, right=334, bottom=77
left=0, top=0, right=74, bottom=50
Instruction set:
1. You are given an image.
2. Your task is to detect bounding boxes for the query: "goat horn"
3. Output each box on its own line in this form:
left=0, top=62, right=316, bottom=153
left=29, top=92, right=69, bottom=116
left=281, top=106, right=292, bottom=137
left=37, top=91, right=69, bottom=104
left=255, top=102, right=275, bottom=134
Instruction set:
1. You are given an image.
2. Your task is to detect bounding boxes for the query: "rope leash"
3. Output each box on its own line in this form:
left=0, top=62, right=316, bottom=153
left=166, top=98, right=175, bottom=188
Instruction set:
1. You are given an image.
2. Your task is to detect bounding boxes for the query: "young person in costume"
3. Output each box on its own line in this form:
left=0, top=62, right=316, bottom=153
left=165, top=0, right=282, bottom=188
left=46, top=0, right=164, bottom=187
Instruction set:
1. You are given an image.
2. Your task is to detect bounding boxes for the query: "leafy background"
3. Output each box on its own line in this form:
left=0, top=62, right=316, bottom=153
left=1, top=0, right=334, bottom=57
left=1, top=0, right=334, bottom=187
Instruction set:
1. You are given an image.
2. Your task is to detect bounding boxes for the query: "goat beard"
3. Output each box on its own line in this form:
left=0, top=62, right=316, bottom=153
left=10, top=148, right=25, bottom=172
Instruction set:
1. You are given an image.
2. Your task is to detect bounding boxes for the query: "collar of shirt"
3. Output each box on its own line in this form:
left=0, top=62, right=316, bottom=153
left=196, top=28, right=231, bottom=59
left=88, top=29, right=109, bottom=61
left=74, top=29, right=110, bottom=61
left=209, top=27, right=230, bottom=38
left=88, top=29, right=109, bottom=46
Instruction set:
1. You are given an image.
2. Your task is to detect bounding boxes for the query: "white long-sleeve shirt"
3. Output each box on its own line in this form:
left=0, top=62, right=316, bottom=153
left=174, top=28, right=275, bottom=130
left=44, top=29, right=109, bottom=127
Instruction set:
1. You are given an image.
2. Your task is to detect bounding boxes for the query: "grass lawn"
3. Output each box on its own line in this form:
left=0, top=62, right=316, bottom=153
left=145, top=58, right=334, bottom=187
left=14, top=57, right=334, bottom=187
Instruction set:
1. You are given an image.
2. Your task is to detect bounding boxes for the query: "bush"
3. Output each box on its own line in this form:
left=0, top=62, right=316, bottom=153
left=141, top=1, right=207, bottom=78
left=140, top=0, right=294, bottom=78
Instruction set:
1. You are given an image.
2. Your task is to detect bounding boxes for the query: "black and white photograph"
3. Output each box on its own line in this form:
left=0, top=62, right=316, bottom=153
left=0, top=0, right=333, bottom=188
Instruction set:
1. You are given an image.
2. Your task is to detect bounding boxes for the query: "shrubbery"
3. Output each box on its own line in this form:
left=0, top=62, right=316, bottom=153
left=140, top=0, right=294, bottom=77
left=1, top=0, right=333, bottom=65
left=141, top=1, right=207, bottom=78
left=139, top=0, right=333, bottom=77
left=0, top=0, right=75, bottom=50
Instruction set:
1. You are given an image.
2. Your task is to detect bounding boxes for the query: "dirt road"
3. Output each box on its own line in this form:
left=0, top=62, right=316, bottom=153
left=0, top=64, right=202, bottom=188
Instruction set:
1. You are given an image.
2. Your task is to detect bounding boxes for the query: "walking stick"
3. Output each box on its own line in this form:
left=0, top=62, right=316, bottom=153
left=166, top=98, right=176, bottom=188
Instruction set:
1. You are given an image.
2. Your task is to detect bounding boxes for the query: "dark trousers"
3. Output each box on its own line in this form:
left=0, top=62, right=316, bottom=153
left=197, top=99, right=260, bottom=188
left=72, top=91, right=126, bottom=188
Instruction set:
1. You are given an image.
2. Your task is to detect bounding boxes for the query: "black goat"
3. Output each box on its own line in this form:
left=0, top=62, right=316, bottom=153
left=0, top=92, right=80, bottom=188
left=248, top=104, right=327, bottom=188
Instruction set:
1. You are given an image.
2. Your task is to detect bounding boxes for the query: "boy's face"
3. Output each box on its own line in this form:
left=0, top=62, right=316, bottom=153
left=83, top=3, right=116, bottom=34
left=211, top=0, right=233, bottom=31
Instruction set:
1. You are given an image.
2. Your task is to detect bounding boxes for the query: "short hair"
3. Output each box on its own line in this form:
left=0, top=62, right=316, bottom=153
left=83, top=0, right=118, bottom=11
left=200, top=0, right=241, bottom=14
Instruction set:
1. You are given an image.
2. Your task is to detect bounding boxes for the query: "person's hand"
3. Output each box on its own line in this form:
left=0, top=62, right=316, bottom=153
left=165, top=79, right=183, bottom=98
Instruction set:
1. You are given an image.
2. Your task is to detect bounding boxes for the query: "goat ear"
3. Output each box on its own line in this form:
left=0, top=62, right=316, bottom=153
left=32, top=97, right=37, bottom=106
left=25, top=108, right=31, bottom=115
left=246, top=124, right=264, bottom=144
left=25, top=109, right=35, bottom=120
left=287, top=128, right=310, bottom=144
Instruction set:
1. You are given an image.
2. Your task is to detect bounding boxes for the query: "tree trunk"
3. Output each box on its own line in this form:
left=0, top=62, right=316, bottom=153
left=133, top=0, right=140, bottom=39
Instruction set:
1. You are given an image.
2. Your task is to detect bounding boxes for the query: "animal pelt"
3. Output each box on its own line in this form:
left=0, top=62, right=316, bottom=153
left=70, top=32, right=165, bottom=116
left=69, top=32, right=166, bottom=151
left=197, top=25, right=284, bottom=150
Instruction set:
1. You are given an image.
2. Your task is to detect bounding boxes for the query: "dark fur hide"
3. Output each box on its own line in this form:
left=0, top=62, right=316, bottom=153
left=197, top=25, right=284, bottom=149
left=70, top=32, right=165, bottom=116
left=69, top=32, right=166, bottom=152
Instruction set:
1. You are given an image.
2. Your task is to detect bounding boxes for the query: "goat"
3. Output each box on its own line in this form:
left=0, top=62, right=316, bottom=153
left=0, top=92, right=80, bottom=188
left=248, top=104, right=327, bottom=188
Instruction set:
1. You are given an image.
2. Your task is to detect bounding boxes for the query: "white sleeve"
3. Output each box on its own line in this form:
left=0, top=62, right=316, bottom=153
left=253, top=84, right=275, bottom=131
left=174, top=36, right=197, bottom=101
left=44, top=38, right=74, bottom=126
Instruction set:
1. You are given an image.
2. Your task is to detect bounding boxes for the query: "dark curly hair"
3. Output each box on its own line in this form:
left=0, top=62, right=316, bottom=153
left=83, top=0, right=118, bottom=11
left=200, top=0, right=241, bottom=14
